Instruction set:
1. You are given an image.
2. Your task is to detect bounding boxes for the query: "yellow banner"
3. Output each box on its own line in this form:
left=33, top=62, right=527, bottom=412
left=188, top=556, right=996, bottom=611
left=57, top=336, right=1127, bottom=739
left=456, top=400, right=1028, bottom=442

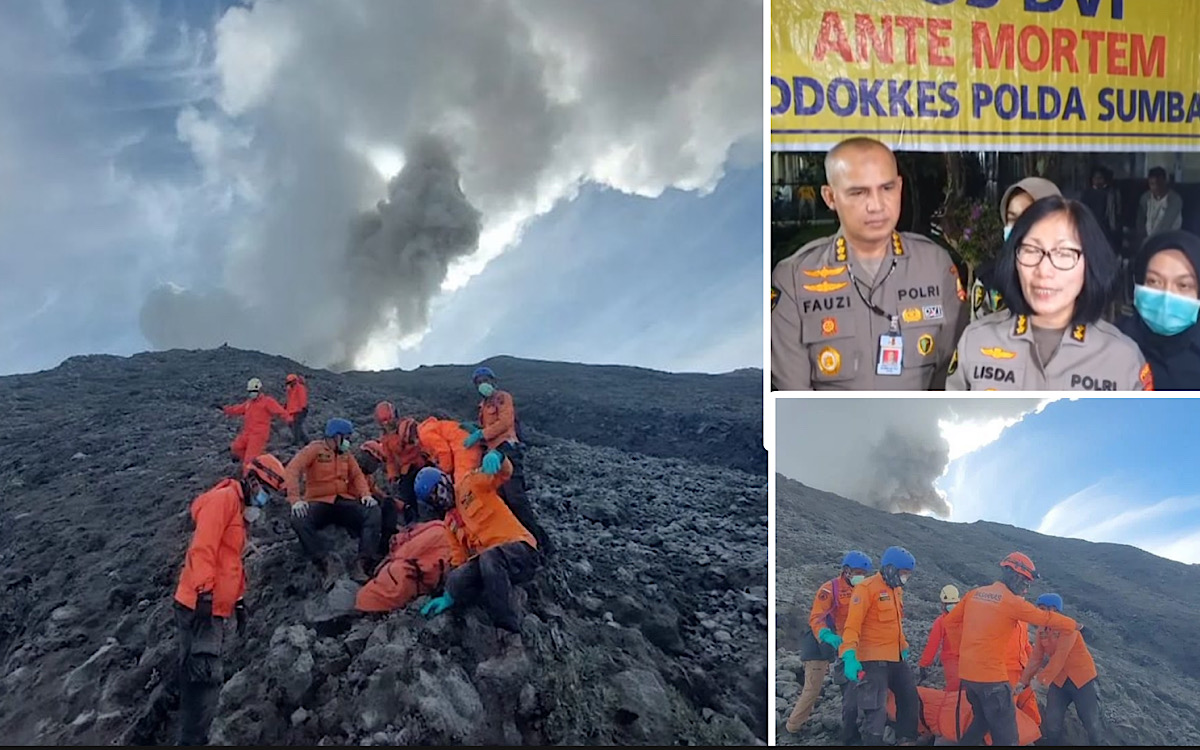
left=770, top=0, right=1200, bottom=151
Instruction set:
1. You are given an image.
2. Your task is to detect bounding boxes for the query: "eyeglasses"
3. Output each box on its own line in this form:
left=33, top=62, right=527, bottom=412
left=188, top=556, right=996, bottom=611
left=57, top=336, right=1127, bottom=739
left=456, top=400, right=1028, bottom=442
left=1016, top=244, right=1083, bottom=271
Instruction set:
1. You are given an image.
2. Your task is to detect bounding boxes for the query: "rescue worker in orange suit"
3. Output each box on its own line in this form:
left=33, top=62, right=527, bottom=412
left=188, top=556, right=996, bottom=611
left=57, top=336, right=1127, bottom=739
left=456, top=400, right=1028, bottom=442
left=354, top=469, right=470, bottom=613
left=839, top=546, right=920, bottom=746
left=217, top=378, right=291, bottom=467
left=944, top=552, right=1079, bottom=746
left=463, top=366, right=552, bottom=555
left=356, top=439, right=402, bottom=558
left=172, top=454, right=287, bottom=745
left=1017, top=593, right=1105, bottom=746
left=784, top=551, right=872, bottom=744
left=284, top=373, right=309, bottom=445
left=418, top=415, right=484, bottom=486
left=919, top=584, right=962, bottom=690
left=286, top=418, right=381, bottom=586
left=417, top=455, right=541, bottom=633
left=374, top=402, right=433, bottom=527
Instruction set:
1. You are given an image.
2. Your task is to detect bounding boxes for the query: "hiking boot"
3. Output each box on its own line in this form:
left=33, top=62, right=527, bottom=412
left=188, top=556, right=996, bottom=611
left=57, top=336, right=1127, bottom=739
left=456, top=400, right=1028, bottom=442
left=349, top=558, right=370, bottom=584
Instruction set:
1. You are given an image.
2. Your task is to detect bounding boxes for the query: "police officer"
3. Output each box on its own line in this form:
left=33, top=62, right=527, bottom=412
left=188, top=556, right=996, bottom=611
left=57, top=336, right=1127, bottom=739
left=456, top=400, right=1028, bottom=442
left=948, top=195, right=1151, bottom=391
left=772, top=137, right=967, bottom=390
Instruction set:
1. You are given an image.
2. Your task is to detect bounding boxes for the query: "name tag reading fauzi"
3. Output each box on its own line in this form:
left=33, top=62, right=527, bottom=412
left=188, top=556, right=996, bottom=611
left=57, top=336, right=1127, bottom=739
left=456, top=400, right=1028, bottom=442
left=877, top=335, right=903, bottom=376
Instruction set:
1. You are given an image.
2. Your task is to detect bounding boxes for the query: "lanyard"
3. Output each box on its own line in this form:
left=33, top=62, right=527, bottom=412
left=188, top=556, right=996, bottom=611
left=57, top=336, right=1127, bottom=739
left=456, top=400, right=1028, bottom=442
left=838, top=235, right=900, bottom=328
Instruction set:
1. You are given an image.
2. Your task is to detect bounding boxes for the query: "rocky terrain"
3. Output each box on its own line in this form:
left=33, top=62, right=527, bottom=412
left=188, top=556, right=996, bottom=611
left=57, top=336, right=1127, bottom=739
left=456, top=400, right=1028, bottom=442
left=0, top=347, right=767, bottom=746
left=775, top=475, right=1200, bottom=747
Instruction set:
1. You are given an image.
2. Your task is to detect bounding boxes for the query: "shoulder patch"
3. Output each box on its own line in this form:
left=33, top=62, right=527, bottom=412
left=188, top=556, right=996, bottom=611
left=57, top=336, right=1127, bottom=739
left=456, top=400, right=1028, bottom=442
left=1072, top=324, right=1087, bottom=343
left=771, top=286, right=780, bottom=310
left=1015, top=315, right=1029, bottom=336
left=948, top=349, right=958, bottom=375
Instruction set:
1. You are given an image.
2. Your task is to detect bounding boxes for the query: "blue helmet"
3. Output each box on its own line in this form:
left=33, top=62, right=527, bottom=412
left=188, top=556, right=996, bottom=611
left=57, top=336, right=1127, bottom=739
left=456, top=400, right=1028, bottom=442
left=881, top=546, right=916, bottom=572
left=414, top=467, right=446, bottom=501
left=1035, top=593, right=1064, bottom=612
left=324, top=417, right=354, bottom=438
left=472, top=366, right=496, bottom=384
left=841, top=550, right=874, bottom=571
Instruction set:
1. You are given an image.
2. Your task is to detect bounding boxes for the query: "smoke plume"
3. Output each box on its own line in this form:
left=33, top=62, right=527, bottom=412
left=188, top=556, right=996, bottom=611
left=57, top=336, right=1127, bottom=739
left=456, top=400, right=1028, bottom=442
left=136, top=0, right=761, bottom=369
left=860, top=426, right=952, bottom=516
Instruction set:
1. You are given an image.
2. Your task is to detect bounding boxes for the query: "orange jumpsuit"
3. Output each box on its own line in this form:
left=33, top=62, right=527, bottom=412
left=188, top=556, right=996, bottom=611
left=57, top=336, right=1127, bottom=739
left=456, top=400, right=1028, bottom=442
left=223, top=396, right=290, bottom=467
left=354, top=515, right=470, bottom=612
left=839, top=573, right=910, bottom=663
left=284, top=378, right=308, bottom=416
left=919, top=612, right=962, bottom=691
left=887, top=686, right=1042, bottom=745
left=478, top=389, right=519, bottom=449
left=173, top=479, right=246, bottom=618
left=418, top=418, right=484, bottom=485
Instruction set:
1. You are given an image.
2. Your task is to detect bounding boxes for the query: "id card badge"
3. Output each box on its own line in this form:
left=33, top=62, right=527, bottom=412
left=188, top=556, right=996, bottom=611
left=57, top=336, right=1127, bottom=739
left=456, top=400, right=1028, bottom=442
left=877, top=334, right=904, bottom=375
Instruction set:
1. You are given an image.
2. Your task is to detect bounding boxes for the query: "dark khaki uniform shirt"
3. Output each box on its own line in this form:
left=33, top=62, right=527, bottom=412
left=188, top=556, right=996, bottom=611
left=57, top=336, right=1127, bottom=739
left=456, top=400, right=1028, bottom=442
left=772, top=231, right=967, bottom=390
left=947, top=311, right=1152, bottom=391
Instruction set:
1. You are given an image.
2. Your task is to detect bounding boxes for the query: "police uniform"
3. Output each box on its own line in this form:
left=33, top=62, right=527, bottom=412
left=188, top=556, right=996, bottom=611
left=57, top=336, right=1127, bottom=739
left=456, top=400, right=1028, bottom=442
left=771, top=231, right=967, bottom=390
left=946, top=311, right=1153, bottom=391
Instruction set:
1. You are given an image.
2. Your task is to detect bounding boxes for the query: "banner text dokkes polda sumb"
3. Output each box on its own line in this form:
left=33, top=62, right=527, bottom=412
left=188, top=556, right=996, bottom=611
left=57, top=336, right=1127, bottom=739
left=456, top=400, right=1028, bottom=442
left=770, top=0, right=1200, bottom=140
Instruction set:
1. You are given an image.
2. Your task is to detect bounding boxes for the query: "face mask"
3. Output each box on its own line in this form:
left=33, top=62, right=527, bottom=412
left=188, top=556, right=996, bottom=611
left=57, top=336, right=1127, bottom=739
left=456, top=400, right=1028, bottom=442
left=898, top=573, right=910, bottom=586
left=1003, top=225, right=1013, bottom=242
left=243, top=506, right=262, bottom=523
left=1134, top=284, right=1200, bottom=336
left=253, top=489, right=270, bottom=508
left=248, top=391, right=260, bottom=399
left=850, top=575, right=866, bottom=586
left=478, top=382, right=495, bottom=398
left=945, top=603, right=956, bottom=612
left=339, top=438, right=351, bottom=453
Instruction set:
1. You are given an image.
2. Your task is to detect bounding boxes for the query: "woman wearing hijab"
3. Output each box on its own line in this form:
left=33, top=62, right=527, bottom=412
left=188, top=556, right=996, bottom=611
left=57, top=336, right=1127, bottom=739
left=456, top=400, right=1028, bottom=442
left=972, top=177, right=1063, bottom=321
left=1118, top=230, right=1200, bottom=389
left=948, top=195, right=1150, bottom=390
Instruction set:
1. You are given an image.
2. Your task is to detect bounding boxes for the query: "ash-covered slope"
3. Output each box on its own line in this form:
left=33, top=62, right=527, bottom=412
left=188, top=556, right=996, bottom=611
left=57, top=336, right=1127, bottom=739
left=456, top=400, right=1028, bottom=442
left=0, top=348, right=767, bottom=746
left=774, top=475, right=1200, bottom=747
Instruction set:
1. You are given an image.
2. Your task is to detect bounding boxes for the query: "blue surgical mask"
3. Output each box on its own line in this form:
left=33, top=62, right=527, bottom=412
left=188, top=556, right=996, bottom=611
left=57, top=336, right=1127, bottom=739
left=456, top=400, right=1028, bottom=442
left=253, top=489, right=270, bottom=507
left=850, top=575, right=866, bottom=586
left=1134, top=284, right=1200, bottom=336
left=946, top=603, right=956, bottom=612
left=1003, top=225, right=1013, bottom=242
left=339, top=438, right=351, bottom=453
left=478, top=382, right=495, bottom=398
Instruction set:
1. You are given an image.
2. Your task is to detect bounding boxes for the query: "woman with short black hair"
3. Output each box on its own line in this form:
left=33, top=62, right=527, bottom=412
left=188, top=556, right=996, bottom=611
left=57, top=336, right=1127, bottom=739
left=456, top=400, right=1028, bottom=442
left=948, top=196, right=1150, bottom=390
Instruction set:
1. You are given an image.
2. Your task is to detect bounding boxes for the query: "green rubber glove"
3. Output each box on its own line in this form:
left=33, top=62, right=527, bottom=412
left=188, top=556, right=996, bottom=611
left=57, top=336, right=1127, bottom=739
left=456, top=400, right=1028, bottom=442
left=818, top=627, right=843, bottom=648
left=421, top=591, right=454, bottom=617
left=843, top=650, right=863, bottom=682
left=901, top=648, right=910, bottom=661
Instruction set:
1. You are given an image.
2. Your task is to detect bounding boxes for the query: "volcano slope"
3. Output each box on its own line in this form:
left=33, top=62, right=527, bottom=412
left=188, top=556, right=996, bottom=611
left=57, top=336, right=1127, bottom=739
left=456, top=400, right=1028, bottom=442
left=774, top=475, right=1200, bottom=746
left=0, top=347, right=767, bottom=746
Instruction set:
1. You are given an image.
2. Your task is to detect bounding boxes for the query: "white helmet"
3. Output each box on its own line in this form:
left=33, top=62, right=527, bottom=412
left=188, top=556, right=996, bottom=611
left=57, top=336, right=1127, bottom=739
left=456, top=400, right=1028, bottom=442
left=940, top=584, right=961, bottom=604
left=247, top=377, right=263, bottom=392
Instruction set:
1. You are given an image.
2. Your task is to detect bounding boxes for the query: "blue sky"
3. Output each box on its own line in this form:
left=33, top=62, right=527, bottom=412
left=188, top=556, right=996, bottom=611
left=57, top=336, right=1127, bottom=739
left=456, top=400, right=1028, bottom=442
left=0, top=0, right=761, bottom=376
left=778, top=398, right=1200, bottom=565
left=940, top=398, right=1200, bottom=565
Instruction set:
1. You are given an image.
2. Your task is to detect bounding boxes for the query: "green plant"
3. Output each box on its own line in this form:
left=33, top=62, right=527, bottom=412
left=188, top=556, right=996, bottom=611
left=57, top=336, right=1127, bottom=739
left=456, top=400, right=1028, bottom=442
left=930, top=196, right=1003, bottom=271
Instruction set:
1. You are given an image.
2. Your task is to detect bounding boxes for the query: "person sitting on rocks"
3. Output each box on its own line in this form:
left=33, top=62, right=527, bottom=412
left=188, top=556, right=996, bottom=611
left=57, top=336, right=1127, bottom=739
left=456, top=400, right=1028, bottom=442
left=354, top=468, right=470, bottom=613
left=374, top=402, right=433, bottom=526
left=417, top=457, right=541, bottom=633
left=784, top=550, right=871, bottom=744
left=172, top=453, right=287, bottom=745
left=285, top=418, right=381, bottom=587
left=356, top=439, right=402, bottom=558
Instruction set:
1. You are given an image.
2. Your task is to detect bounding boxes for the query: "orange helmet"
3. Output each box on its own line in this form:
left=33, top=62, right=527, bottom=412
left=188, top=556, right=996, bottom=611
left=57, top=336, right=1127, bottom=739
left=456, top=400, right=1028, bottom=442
left=1000, top=552, right=1039, bottom=581
left=374, top=401, right=397, bottom=426
left=361, top=440, right=386, bottom=463
left=245, top=454, right=287, bottom=491
left=397, top=417, right=419, bottom=446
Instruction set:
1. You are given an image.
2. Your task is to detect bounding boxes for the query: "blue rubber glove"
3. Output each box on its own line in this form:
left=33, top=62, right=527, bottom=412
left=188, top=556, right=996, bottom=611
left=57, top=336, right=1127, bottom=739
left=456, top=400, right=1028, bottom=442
left=901, top=648, right=911, bottom=661
left=818, top=628, right=843, bottom=648
left=843, top=650, right=863, bottom=682
left=481, top=450, right=503, bottom=475
left=420, top=591, right=454, bottom=617
left=463, top=429, right=484, bottom=448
